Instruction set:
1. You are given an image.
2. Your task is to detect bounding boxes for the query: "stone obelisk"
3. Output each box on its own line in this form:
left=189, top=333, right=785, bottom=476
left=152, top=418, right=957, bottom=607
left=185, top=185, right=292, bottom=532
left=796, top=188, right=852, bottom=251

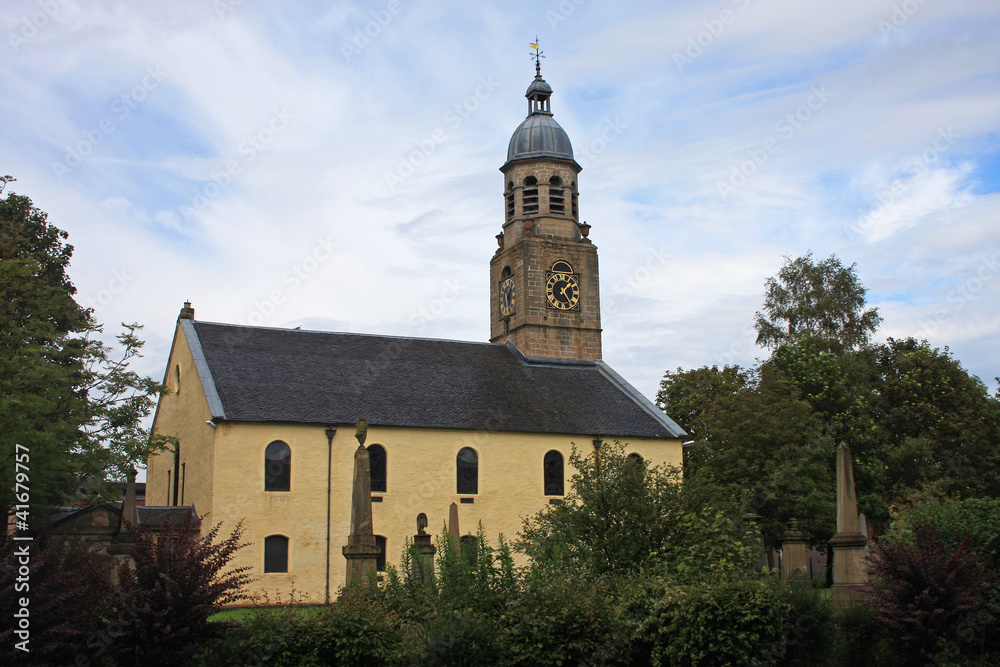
left=448, top=501, right=461, bottom=555
left=829, top=442, right=868, bottom=606
left=342, top=418, right=381, bottom=588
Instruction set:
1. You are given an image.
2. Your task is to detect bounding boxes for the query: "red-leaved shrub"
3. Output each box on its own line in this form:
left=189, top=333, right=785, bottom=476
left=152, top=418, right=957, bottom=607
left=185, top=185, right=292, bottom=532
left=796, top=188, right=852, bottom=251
left=105, top=515, right=253, bottom=666
left=866, top=521, right=993, bottom=662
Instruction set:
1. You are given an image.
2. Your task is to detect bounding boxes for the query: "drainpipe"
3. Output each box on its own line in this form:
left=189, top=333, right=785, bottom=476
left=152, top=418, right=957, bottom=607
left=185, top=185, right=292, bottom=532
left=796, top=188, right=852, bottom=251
left=324, top=426, right=338, bottom=605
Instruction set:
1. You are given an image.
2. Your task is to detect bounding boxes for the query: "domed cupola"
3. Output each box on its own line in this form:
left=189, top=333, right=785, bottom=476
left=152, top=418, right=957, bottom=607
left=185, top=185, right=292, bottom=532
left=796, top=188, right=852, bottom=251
left=504, top=60, right=575, bottom=166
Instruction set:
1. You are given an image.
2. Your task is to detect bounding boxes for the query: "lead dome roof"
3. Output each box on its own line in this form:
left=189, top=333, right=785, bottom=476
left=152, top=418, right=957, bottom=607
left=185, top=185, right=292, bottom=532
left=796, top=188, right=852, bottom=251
left=506, top=114, right=574, bottom=163
left=504, top=69, right=576, bottom=166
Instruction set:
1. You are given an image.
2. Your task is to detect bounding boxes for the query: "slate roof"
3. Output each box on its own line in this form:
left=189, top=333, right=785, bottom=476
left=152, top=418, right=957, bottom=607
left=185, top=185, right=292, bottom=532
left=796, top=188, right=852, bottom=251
left=45, top=504, right=197, bottom=532
left=184, top=320, right=684, bottom=439
left=136, top=506, right=199, bottom=528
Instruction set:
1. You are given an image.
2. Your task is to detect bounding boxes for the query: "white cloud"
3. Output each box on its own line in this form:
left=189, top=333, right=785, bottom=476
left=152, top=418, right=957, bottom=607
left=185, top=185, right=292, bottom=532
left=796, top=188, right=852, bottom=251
left=2, top=0, right=999, bottom=401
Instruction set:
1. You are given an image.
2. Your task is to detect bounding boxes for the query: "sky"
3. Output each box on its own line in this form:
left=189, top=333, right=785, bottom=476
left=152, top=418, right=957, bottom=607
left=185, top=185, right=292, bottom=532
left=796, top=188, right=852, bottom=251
left=2, top=0, right=999, bottom=409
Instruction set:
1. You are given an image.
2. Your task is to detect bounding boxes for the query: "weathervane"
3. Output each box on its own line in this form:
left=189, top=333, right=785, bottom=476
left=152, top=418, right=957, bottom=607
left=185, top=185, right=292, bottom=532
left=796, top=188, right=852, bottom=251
left=529, top=36, right=545, bottom=76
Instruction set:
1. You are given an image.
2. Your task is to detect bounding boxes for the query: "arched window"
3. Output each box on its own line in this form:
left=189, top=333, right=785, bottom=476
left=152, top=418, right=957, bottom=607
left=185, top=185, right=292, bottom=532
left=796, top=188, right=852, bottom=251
left=506, top=180, right=515, bottom=220
left=368, top=444, right=387, bottom=493
left=375, top=535, right=387, bottom=572
left=543, top=450, right=564, bottom=496
left=549, top=175, right=565, bottom=214
left=551, top=260, right=573, bottom=273
left=523, top=176, right=539, bottom=215
left=264, top=441, right=290, bottom=492
left=456, top=447, right=478, bottom=494
left=264, top=535, right=289, bottom=573
left=627, top=453, right=644, bottom=466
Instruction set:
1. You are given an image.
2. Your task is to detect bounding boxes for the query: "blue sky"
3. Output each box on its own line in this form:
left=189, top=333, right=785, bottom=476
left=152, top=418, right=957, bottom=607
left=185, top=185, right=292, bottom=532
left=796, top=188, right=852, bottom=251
left=2, top=0, right=998, bottom=408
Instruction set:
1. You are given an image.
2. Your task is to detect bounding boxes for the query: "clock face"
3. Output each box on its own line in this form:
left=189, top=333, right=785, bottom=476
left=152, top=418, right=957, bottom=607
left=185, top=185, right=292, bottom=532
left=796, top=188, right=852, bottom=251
left=499, top=276, right=515, bottom=317
left=545, top=272, right=580, bottom=310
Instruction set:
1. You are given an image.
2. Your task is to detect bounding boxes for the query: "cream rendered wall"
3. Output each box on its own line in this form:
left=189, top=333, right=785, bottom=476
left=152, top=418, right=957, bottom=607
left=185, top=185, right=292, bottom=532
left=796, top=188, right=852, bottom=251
left=207, top=420, right=683, bottom=604
left=146, top=324, right=215, bottom=518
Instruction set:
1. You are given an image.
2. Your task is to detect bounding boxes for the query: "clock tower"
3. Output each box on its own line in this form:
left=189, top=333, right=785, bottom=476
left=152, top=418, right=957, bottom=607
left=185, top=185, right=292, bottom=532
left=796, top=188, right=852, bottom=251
left=489, top=57, right=602, bottom=361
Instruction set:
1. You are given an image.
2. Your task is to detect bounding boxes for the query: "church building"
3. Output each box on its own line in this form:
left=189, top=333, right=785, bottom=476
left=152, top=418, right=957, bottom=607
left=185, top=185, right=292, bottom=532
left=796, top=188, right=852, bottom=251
left=146, top=60, right=685, bottom=603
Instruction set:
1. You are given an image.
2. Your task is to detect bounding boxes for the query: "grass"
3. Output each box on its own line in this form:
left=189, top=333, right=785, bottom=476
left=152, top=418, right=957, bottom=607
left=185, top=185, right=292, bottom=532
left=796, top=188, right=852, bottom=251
left=208, top=605, right=323, bottom=622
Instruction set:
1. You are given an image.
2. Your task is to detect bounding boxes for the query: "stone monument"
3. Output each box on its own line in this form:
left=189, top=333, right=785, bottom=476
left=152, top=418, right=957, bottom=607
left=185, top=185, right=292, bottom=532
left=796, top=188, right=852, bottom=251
left=780, top=519, right=810, bottom=580
left=829, top=442, right=868, bottom=606
left=342, top=418, right=381, bottom=588
left=447, top=501, right=461, bottom=555
left=411, top=512, right=436, bottom=588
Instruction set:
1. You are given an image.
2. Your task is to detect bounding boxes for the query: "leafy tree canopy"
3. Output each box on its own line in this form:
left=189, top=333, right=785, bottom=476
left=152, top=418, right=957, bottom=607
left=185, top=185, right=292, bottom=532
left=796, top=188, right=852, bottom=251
left=0, top=176, right=171, bottom=522
left=754, top=252, right=882, bottom=352
left=518, top=442, right=758, bottom=581
left=659, top=253, right=1000, bottom=546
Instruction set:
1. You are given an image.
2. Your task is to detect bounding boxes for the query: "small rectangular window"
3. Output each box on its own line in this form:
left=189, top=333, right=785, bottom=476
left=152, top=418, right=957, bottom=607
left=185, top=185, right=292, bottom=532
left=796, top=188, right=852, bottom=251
left=264, top=535, right=289, bottom=573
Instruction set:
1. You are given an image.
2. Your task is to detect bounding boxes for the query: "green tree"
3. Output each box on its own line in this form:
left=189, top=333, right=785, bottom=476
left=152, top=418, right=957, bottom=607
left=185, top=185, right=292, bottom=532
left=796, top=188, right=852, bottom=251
left=0, top=176, right=171, bottom=522
left=872, top=337, right=1000, bottom=501
left=754, top=252, right=882, bottom=352
left=518, top=442, right=756, bottom=580
left=657, top=364, right=835, bottom=547
left=659, top=253, right=1000, bottom=542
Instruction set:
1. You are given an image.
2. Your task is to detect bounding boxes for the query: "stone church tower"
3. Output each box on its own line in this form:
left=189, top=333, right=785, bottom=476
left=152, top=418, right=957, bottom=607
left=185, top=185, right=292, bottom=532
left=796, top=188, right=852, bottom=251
left=489, top=61, right=602, bottom=361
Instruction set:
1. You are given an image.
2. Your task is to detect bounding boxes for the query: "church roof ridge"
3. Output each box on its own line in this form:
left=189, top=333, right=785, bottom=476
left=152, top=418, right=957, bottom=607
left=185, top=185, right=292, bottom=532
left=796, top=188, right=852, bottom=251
left=182, top=320, right=682, bottom=438
left=188, top=319, right=500, bottom=349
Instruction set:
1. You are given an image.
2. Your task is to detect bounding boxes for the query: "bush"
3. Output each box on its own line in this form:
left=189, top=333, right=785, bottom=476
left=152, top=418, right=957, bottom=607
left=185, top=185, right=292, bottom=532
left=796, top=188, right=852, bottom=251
left=778, top=583, right=835, bottom=667
left=199, top=594, right=413, bottom=666
left=501, top=573, right=626, bottom=666
left=108, top=516, right=253, bottom=666
left=830, top=603, right=901, bottom=667
left=866, top=520, right=993, bottom=664
left=635, top=577, right=791, bottom=666
left=891, top=498, right=1000, bottom=572
left=419, top=609, right=502, bottom=667
left=519, top=443, right=754, bottom=581
left=0, top=534, right=113, bottom=665
left=432, top=526, right=517, bottom=617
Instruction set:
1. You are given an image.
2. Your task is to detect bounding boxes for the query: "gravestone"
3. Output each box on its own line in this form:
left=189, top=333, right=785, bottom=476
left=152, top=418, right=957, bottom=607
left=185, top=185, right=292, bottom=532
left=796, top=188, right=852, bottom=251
left=411, top=512, right=436, bottom=588
left=780, top=519, right=809, bottom=580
